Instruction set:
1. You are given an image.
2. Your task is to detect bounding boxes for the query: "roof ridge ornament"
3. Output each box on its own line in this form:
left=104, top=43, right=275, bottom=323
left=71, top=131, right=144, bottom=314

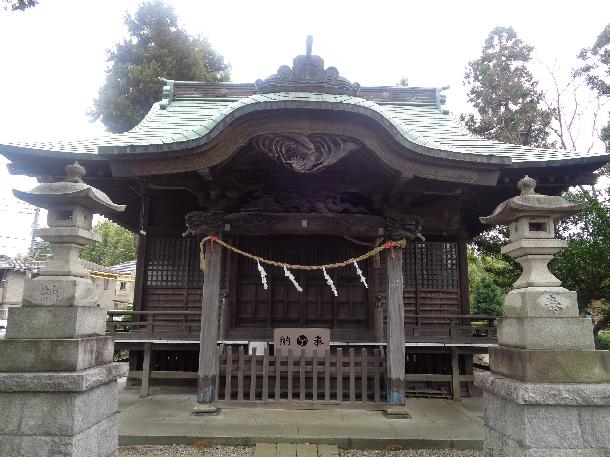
left=255, top=36, right=360, bottom=96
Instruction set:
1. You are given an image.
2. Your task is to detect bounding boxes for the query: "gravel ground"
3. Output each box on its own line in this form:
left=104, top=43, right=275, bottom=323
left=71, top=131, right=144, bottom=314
left=340, top=450, right=481, bottom=457
left=118, top=445, right=481, bottom=457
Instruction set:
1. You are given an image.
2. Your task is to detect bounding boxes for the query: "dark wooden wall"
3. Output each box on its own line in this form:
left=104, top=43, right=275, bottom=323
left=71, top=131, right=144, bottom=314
left=138, top=234, right=466, bottom=341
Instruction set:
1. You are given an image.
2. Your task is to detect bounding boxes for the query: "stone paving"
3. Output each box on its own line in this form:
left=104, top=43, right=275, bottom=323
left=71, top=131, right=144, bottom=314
left=255, top=443, right=338, bottom=457
left=117, top=380, right=484, bottom=449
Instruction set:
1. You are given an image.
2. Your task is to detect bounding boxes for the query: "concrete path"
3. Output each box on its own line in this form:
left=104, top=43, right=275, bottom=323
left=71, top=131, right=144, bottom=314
left=118, top=380, right=483, bottom=449
left=255, top=443, right=338, bottom=457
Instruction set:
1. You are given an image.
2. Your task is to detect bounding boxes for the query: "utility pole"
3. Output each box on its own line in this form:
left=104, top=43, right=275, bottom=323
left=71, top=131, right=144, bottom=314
left=28, top=206, right=40, bottom=259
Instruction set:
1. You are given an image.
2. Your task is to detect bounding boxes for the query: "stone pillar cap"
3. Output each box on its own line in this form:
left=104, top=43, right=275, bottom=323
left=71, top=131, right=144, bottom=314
left=480, top=176, right=586, bottom=225
left=13, top=162, right=125, bottom=215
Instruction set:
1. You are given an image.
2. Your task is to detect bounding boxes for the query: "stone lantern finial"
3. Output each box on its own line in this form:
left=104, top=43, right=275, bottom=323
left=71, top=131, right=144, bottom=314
left=517, top=175, right=536, bottom=196
left=65, top=161, right=86, bottom=183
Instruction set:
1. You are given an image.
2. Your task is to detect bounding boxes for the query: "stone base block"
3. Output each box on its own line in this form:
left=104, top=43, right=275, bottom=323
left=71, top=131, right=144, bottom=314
left=504, top=287, right=578, bottom=318
left=489, top=346, right=610, bottom=383
left=475, top=371, right=610, bottom=406
left=0, top=336, right=114, bottom=372
left=484, top=425, right=610, bottom=456
left=497, top=317, right=594, bottom=350
left=6, top=306, right=106, bottom=339
left=0, top=380, right=117, bottom=435
left=384, top=405, right=411, bottom=419
left=22, top=276, right=99, bottom=307
left=192, top=402, right=219, bottom=415
left=476, top=372, right=610, bottom=456
left=0, top=411, right=117, bottom=457
left=0, top=363, right=128, bottom=393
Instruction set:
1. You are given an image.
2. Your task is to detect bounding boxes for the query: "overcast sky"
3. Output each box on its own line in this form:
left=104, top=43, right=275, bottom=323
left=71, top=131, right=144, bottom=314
left=0, top=0, right=609, bottom=255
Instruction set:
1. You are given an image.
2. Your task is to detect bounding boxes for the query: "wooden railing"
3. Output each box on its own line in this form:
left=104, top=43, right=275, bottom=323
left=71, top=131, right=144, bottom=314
left=107, top=310, right=497, bottom=343
left=404, top=314, right=497, bottom=341
left=106, top=310, right=201, bottom=339
left=215, top=346, right=387, bottom=407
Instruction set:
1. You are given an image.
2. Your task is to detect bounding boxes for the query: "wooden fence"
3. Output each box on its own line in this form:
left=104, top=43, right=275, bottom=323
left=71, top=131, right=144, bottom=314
left=215, top=346, right=386, bottom=407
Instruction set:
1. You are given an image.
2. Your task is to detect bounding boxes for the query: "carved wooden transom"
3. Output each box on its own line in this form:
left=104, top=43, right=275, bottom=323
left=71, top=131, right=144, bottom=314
left=251, top=133, right=360, bottom=173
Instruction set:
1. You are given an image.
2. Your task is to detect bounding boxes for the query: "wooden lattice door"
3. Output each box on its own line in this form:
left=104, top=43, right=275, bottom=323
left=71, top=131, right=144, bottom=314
left=403, top=241, right=461, bottom=325
left=233, top=235, right=372, bottom=330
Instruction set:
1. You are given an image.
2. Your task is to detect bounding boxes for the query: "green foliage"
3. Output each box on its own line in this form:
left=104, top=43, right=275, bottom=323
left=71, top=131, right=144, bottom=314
left=596, top=331, right=610, bottom=350
left=19, top=240, right=52, bottom=261
left=576, top=23, right=610, bottom=151
left=468, top=250, right=507, bottom=316
left=461, top=26, right=554, bottom=148
left=551, top=188, right=610, bottom=324
left=81, top=219, right=137, bottom=267
left=470, top=228, right=520, bottom=293
left=470, top=272, right=504, bottom=317
left=90, top=0, right=230, bottom=133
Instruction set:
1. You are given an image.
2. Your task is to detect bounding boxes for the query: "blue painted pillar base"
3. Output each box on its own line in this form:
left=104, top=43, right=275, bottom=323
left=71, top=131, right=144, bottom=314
left=193, top=375, right=218, bottom=415
left=387, top=384, right=406, bottom=406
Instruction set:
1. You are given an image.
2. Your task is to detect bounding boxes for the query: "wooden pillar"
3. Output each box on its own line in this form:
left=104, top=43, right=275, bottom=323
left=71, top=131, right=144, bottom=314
left=451, top=347, right=461, bottom=401
left=195, top=238, right=222, bottom=413
left=140, top=342, right=152, bottom=398
left=386, top=248, right=406, bottom=411
left=132, top=189, right=149, bottom=312
left=458, top=239, right=470, bottom=315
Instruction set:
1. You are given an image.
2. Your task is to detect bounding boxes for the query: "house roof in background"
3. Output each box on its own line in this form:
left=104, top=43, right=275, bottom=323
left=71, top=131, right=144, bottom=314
left=109, top=260, right=136, bottom=275
left=27, top=258, right=135, bottom=278
left=0, top=255, right=27, bottom=272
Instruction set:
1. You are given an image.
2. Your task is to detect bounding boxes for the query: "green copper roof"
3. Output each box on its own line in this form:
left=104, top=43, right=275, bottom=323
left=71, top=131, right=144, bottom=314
left=1, top=89, right=608, bottom=167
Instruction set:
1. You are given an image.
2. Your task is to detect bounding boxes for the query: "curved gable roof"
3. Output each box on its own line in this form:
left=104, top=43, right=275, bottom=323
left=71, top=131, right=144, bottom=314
left=1, top=48, right=609, bottom=170
left=3, top=88, right=608, bottom=168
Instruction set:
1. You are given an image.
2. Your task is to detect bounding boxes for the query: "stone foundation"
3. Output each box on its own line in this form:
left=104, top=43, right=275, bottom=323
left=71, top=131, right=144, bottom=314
left=476, top=371, right=610, bottom=456
left=0, top=364, right=127, bottom=457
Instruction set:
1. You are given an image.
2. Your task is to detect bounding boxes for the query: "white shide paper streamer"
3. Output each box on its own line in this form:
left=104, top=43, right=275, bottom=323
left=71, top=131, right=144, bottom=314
left=323, top=267, right=338, bottom=297
left=257, top=260, right=268, bottom=290
left=284, top=265, right=303, bottom=292
left=353, top=260, right=368, bottom=288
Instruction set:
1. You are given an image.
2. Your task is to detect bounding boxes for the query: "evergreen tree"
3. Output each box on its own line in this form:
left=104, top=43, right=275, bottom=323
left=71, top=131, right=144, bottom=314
left=461, top=26, right=554, bottom=147
left=470, top=274, right=504, bottom=316
left=576, top=23, right=610, bottom=151
left=551, top=187, right=610, bottom=333
left=81, top=219, right=137, bottom=267
left=90, top=0, right=230, bottom=133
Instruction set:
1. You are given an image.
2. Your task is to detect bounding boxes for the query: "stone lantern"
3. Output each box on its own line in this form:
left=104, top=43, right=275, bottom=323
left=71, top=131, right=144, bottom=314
left=0, top=162, right=128, bottom=457
left=476, top=176, right=610, bottom=456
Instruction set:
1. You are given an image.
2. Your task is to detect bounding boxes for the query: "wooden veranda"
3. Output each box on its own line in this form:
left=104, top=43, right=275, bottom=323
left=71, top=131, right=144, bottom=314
left=108, top=309, right=497, bottom=404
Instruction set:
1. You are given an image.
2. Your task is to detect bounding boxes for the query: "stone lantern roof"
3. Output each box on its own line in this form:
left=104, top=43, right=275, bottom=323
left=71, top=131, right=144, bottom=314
left=12, top=162, right=125, bottom=216
left=479, top=175, right=587, bottom=225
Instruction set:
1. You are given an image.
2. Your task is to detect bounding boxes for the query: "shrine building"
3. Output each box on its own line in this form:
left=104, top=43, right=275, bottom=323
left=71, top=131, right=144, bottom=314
left=1, top=41, right=608, bottom=408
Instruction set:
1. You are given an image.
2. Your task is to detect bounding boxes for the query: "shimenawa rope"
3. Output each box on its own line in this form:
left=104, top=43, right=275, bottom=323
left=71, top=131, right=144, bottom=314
left=199, top=235, right=406, bottom=271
